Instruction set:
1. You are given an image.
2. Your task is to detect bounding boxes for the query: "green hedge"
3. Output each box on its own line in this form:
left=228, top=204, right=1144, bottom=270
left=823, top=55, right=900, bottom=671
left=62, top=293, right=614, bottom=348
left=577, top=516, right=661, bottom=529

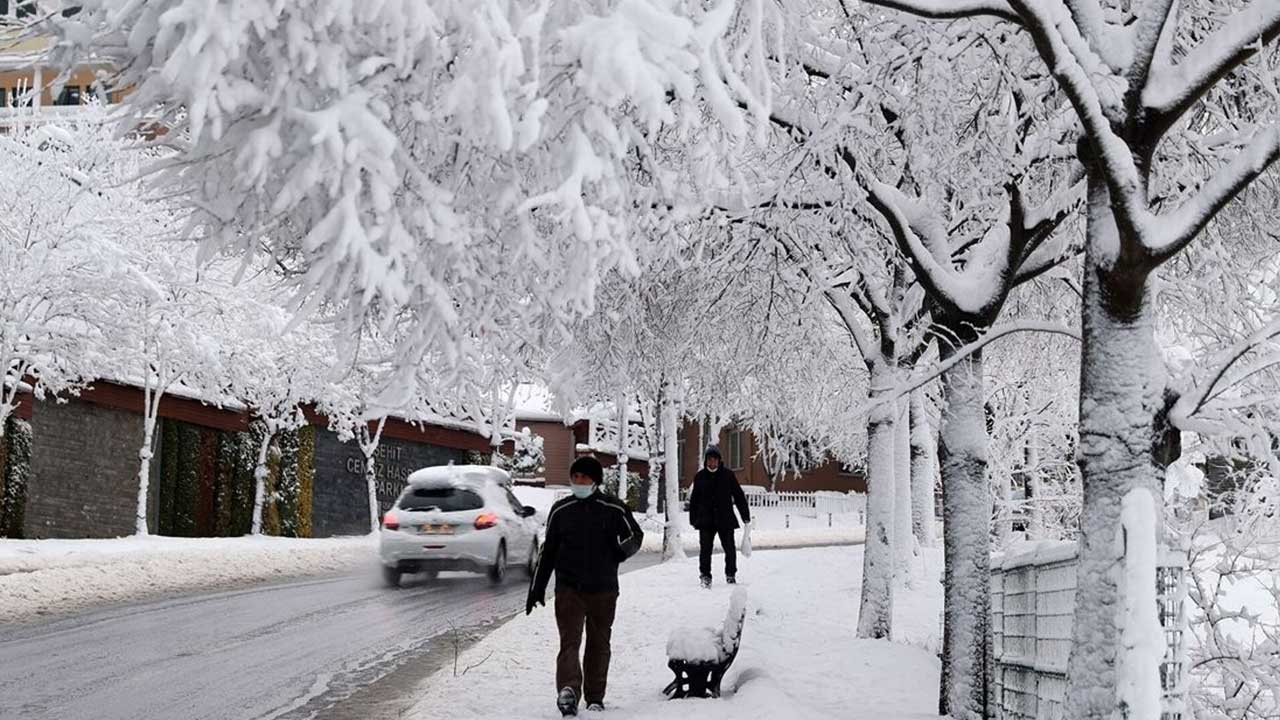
left=157, top=419, right=314, bottom=538
left=0, top=416, right=31, bottom=538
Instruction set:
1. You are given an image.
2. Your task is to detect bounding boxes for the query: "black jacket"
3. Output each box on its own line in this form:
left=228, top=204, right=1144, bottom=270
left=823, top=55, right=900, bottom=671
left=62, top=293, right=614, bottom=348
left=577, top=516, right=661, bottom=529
left=529, top=491, right=643, bottom=598
left=688, top=467, right=751, bottom=531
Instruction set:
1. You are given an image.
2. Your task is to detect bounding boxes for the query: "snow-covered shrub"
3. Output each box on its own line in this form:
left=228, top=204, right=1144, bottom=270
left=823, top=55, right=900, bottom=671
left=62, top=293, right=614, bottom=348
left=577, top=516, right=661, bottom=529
left=509, top=429, right=545, bottom=478
left=603, top=470, right=644, bottom=510
left=0, top=417, right=31, bottom=538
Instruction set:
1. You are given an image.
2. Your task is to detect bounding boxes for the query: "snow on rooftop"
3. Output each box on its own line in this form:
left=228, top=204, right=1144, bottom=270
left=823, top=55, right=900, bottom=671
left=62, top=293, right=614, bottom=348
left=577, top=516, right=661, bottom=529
left=512, top=383, right=566, bottom=423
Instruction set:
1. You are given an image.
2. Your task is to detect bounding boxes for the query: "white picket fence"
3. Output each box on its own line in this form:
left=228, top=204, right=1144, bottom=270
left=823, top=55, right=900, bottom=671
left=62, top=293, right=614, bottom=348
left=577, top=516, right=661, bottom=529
left=991, top=542, right=1187, bottom=720
left=679, top=487, right=866, bottom=523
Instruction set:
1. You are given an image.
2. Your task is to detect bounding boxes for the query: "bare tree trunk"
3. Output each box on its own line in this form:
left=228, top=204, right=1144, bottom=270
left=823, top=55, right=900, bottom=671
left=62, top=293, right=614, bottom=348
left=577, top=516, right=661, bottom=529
left=937, top=347, right=992, bottom=720
left=857, top=368, right=896, bottom=640
left=661, top=387, right=685, bottom=562
left=910, top=389, right=938, bottom=547
left=1065, top=178, right=1164, bottom=720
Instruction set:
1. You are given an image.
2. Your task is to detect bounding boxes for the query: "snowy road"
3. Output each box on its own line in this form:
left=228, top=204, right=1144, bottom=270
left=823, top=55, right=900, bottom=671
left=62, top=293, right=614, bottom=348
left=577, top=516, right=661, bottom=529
left=0, top=557, right=651, bottom=720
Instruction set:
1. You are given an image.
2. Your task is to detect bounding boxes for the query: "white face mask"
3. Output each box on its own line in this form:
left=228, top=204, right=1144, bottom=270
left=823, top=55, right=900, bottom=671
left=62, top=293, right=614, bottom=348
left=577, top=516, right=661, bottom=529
left=570, top=484, right=595, bottom=499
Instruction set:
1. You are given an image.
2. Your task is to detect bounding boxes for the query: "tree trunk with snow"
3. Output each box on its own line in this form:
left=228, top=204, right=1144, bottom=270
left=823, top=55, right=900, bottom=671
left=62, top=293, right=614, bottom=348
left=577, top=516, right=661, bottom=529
left=857, top=372, right=896, bottom=640
left=1066, top=179, right=1166, bottom=719
left=134, top=412, right=158, bottom=536
left=133, top=378, right=166, bottom=536
left=893, top=396, right=915, bottom=585
left=709, top=416, right=726, bottom=446
left=1025, top=440, right=1043, bottom=539
left=936, top=344, right=993, bottom=720
left=362, top=417, right=388, bottom=533
left=661, top=389, right=685, bottom=561
left=909, top=389, right=938, bottom=548
left=615, top=394, right=629, bottom=501
left=1116, top=488, right=1163, bottom=720
left=250, top=425, right=275, bottom=536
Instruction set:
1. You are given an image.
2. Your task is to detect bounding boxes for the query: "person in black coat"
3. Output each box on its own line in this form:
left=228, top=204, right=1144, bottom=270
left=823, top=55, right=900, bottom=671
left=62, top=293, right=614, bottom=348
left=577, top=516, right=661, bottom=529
left=688, top=445, right=750, bottom=587
left=527, top=456, right=643, bottom=716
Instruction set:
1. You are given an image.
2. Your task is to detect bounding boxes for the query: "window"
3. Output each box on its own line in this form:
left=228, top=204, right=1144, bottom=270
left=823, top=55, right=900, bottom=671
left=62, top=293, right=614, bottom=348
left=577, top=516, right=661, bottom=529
left=397, top=487, right=484, bottom=512
left=1, top=1, right=37, bottom=18
left=504, top=489, right=528, bottom=515
left=726, top=429, right=744, bottom=470
left=54, top=86, right=83, bottom=106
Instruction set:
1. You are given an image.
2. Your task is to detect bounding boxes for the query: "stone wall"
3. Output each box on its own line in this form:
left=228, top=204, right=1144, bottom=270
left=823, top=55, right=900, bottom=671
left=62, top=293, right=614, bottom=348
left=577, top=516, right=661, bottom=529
left=311, top=429, right=467, bottom=537
left=24, top=399, right=159, bottom=538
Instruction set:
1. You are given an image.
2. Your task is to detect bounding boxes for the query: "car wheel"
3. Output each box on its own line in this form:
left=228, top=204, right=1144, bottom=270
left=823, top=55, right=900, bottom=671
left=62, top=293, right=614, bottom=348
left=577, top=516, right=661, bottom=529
left=525, top=540, right=539, bottom=577
left=489, top=542, right=507, bottom=584
left=382, top=565, right=402, bottom=588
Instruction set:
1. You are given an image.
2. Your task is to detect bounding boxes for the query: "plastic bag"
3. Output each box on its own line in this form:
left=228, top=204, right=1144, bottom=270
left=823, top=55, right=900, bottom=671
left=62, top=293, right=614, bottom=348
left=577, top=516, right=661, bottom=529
left=739, top=519, right=753, bottom=558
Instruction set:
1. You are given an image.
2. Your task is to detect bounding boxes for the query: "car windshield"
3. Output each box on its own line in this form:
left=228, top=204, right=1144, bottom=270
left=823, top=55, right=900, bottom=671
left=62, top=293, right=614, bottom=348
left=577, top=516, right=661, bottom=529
left=398, top=486, right=485, bottom=512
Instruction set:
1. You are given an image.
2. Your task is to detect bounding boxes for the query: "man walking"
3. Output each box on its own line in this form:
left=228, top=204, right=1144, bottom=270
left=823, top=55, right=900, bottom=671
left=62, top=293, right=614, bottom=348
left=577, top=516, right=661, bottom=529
left=527, top=456, right=643, bottom=716
left=688, top=445, right=751, bottom=588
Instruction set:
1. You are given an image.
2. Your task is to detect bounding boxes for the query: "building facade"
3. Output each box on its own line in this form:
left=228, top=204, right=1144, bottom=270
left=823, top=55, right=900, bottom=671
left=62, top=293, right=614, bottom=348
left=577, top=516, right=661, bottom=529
left=4, top=381, right=493, bottom=539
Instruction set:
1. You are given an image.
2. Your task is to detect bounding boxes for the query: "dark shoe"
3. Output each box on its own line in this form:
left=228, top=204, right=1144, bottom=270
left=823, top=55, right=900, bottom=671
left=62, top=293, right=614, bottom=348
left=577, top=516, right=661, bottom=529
left=558, top=687, right=579, bottom=716
left=726, top=575, right=737, bottom=584
left=700, top=575, right=712, bottom=589
left=585, top=702, right=605, bottom=712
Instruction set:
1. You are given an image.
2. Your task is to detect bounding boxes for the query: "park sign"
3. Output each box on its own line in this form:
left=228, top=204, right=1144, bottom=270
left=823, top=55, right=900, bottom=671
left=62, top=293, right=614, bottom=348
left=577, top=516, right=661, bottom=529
left=312, top=429, right=467, bottom=536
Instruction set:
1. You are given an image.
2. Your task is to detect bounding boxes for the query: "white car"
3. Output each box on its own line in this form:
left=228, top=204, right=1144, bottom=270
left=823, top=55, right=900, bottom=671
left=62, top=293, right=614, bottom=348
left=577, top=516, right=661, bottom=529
left=378, top=465, right=542, bottom=587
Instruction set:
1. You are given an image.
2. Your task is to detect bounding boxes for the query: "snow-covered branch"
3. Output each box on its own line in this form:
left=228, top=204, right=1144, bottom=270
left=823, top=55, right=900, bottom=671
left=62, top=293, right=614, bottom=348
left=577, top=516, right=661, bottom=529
left=1013, top=177, right=1086, bottom=265
left=1125, top=0, right=1178, bottom=100
left=1061, top=0, right=1128, bottom=72
left=770, top=230, right=881, bottom=365
left=893, top=320, right=1081, bottom=400
left=1007, top=0, right=1149, bottom=246
left=859, top=0, right=1020, bottom=23
left=1172, top=315, right=1280, bottom=426
left=840, top=149, right=975, bottom=313
left=1144, top=126, right=1280, bottom=264
left=1144, top=3, right=1280, bottom=130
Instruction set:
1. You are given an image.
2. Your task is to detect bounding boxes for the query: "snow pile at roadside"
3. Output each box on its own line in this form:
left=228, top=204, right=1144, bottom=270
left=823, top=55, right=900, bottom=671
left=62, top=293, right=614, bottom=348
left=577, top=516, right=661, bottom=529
left=0, top=534, right=376, bottom=623
left=406, top=545, right=943, bottom=719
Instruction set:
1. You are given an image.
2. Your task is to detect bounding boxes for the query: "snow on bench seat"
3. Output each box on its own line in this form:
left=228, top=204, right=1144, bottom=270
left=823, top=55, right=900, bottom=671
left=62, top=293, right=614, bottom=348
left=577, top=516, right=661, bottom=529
left=664, top=588, right=748, bottom=698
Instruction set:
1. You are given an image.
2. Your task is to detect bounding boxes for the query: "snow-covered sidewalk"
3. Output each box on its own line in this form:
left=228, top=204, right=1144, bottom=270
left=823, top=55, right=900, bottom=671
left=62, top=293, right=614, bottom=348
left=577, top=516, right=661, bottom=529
left=406, top=545, right=943, bottom=719
left=0, top=534, right=376, bottom=623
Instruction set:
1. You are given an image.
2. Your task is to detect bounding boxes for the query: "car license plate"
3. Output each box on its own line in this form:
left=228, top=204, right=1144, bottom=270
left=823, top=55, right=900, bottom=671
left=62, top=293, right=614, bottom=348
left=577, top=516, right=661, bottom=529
left=418, top=524, right=454, bottom=535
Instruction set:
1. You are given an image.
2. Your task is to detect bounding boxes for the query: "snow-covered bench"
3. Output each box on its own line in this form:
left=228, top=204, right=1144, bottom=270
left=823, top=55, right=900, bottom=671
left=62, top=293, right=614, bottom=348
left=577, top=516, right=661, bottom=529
left=662, top=588, right=748, bottom=699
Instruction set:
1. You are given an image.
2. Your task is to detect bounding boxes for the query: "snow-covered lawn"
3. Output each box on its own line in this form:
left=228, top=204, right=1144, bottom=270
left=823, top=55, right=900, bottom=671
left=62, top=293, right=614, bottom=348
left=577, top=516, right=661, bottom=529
left=406, top=545, right=943, bottom=719
left=0, top=534, right=376, bottom=623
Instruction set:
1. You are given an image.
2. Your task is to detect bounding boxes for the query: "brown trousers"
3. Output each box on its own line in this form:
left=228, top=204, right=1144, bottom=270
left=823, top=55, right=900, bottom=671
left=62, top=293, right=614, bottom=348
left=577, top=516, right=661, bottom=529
left=554, top=588, right=619, bottom=704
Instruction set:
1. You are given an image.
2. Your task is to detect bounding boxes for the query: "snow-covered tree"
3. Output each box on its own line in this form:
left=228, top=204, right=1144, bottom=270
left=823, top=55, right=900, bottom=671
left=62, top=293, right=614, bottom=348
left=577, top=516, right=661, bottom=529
left=45, top=0, right=778, bottom=408
left=0, top=115, right=146, bottom=440
left=857, top=1, right=1280, bottom=715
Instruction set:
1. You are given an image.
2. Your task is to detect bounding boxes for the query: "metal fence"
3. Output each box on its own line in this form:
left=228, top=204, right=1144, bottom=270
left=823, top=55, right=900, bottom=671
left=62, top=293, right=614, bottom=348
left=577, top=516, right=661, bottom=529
left=991, top=542, right=1187, bottom=720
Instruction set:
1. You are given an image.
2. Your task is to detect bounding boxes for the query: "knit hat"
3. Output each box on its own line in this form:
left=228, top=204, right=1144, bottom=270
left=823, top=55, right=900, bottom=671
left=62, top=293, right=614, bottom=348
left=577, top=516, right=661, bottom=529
left=569, top=456, right=604, bottom=484
left=704, top=445, right=722, bottom=462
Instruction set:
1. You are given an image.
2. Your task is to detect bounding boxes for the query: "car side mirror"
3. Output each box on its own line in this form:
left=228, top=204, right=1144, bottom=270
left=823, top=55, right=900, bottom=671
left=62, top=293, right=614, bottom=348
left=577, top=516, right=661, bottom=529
left=521, top=505, right=537, bottom=518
